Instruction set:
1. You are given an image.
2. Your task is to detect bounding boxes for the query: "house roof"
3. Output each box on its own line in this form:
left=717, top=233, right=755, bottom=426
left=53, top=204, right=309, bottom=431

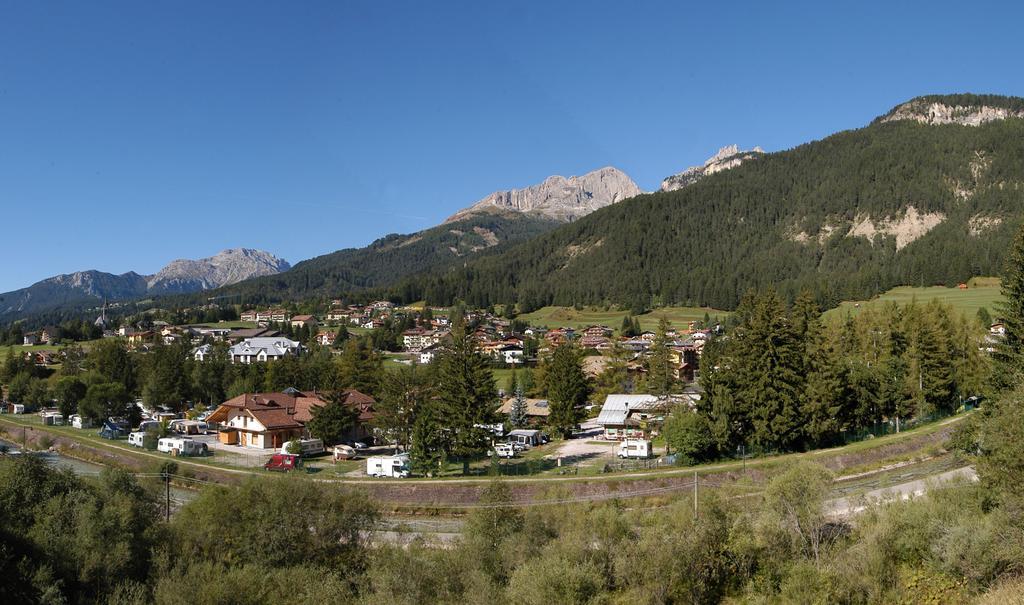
left=594, top=394, right=659, bottom=426
left=291, top=315, right=315, bottom=322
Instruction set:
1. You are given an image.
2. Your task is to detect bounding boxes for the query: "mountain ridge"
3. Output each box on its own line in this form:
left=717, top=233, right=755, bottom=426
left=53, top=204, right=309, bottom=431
left=0, top=248, right=289, bottom=320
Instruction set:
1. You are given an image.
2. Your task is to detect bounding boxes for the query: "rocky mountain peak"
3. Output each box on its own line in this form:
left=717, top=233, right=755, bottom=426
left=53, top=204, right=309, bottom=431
left=660, top=145, right=764, bottom=192
left=147, top=248, right=291, bottom=293
left=445, top=166, right=643, bottom=223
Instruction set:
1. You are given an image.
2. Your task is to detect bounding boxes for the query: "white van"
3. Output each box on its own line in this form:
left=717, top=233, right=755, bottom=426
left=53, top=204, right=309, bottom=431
left=367, top=454, right=410, bottom=478
left=280, top=438, right=325, bottom=457
left=618, top=439, right=653, bottom=459
left=128, top=432, right=147, bottom=448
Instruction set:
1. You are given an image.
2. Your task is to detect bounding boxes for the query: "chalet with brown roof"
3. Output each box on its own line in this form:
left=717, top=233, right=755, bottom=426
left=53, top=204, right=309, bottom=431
left=207, top=389, right=376, bottom=449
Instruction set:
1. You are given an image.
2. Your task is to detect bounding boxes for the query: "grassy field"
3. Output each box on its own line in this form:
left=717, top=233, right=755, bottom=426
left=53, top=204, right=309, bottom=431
left=0, top=339, right=104, bottom=358
left=823, top=277, right=1003, bottom=322
left=518, top=305, right=728, bottom=333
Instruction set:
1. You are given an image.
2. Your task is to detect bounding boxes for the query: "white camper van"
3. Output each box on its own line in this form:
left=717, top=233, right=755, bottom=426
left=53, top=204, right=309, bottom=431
left=617, top=439, right=653, bottom=459
left=366, top=454, right=410, bottom=478
left=128, top=432, right=147, bottom=448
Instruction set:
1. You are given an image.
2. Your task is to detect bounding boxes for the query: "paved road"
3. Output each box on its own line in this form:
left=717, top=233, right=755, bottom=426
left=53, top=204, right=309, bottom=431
left=827, top=466, right=977, bottom=518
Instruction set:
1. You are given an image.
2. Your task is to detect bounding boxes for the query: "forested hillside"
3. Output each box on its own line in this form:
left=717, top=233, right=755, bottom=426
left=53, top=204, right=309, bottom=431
left=191, top=212, right=559, bottom=305
left=395, top=95, right=1024, bottom=311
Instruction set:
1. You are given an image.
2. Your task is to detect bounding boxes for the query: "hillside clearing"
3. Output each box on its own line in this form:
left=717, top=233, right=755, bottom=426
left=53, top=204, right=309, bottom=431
left=517, top=305, right=728, bottom=332
left=824, top=277, right=1003, bottom=321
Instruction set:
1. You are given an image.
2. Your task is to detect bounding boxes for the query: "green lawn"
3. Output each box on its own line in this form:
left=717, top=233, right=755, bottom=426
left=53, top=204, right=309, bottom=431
left=518, top=305, right=728, bottom=333
left=0, top=339, right=104, bottom=358
left=823, top=277, right=1003, bottom=322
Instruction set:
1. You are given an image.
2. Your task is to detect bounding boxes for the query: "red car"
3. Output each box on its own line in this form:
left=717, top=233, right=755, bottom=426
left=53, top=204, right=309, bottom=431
left=264, top=453, right=303, bottom=472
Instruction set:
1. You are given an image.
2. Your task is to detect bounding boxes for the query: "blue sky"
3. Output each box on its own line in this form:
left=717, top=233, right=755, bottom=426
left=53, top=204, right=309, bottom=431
left=2, top=1, right=1023, bottom=292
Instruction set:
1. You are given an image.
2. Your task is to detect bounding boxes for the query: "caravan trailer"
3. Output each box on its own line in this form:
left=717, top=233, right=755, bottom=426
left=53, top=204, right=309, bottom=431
left=128, top=432, right=146, bottom=448
left=157, top=437, right=208, bottom=457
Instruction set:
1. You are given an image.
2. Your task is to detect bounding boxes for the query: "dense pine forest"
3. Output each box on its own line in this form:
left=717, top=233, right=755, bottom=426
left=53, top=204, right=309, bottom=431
left=393, top=96, right=1024, bottom=311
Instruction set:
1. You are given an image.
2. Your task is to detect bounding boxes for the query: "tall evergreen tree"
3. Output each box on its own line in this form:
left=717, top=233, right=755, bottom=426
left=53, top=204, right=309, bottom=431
left=544, top=343, right=589, bottom=438
left=645, top=317, right=676, bottom=395
left=995, top=222, right=1024, bottom=389
left=434, top=327, right=497, bottom=474
left=508, top=384, right=528, bottom=429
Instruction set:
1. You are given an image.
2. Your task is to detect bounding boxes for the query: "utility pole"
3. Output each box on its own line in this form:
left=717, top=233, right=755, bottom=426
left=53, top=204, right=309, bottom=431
left=693, top=471, right=698, bottom=519
left=164, top=471, right=170, bottom=522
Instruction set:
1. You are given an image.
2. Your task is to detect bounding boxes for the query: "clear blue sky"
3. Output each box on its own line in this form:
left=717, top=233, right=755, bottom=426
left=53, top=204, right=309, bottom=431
left=2, top=1, right=1023, bottom=292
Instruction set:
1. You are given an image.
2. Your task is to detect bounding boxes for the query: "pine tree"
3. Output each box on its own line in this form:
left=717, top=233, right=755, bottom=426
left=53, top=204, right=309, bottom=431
left=509, top=384, right=528, bottom=429
left=645, top=317, right=675, bottom=395
left=434, top=326, right=497, bottom=474
left=737, top=291, right=805, bottom=451
left=544, top=343, right=589, bottom=438
left=995, top=223, right=1024, bottom=389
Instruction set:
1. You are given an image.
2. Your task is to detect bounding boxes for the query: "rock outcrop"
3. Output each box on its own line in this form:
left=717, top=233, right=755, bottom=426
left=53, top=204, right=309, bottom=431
left=148, top=248, right=291, bottom=293
left=446, top=166, right=642, bottom=223
left=660, top=145, right=764, bottom=191
left=880, top=99, right=1024, bottom=126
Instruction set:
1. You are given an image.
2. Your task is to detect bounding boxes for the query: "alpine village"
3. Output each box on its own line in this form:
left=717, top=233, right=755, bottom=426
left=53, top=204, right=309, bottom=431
left=5, top=6, right=1024, bottom=604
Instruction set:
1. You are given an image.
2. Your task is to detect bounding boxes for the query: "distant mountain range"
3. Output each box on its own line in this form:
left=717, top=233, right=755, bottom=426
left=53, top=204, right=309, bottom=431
left=0, top=249, right=290, bottom=321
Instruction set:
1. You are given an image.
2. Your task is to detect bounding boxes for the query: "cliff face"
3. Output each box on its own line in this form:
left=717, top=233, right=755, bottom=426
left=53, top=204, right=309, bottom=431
left=446, top=166, right=642, bottom=223
left=147, top=248, right=291, bottom=293
left=661, top=145, right=764, bottom=192
left=880, top=100, right=1024, bottom=126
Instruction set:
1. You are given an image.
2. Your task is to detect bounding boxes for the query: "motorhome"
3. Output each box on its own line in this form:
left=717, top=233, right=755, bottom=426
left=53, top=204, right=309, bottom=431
left=280, top=438, right=325, bottom=457
left=157, top=437, right=208, bottom=457
left=617, top=439, right=653, bottom=459
left=128, top=432, right=146, bottom=448
left=71, top=415, right=94, bottom=429
left=366, top=454, right=410, bottom=478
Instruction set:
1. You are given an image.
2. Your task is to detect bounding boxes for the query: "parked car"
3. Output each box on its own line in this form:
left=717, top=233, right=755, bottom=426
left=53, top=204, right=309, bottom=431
left=264, top=453, right=303, bottom=472
left=347, top=440, right=368, bottom=450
